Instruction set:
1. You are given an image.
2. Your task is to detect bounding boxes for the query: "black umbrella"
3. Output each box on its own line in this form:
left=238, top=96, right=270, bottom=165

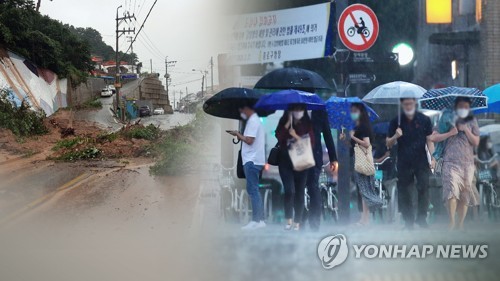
left=254, top=67, right=331, bottom=91
left=203, top=87, right=271, bottom=120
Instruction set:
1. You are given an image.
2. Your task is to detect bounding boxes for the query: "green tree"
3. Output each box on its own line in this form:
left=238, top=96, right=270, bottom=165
left=0, top=0, right=93, bottom=86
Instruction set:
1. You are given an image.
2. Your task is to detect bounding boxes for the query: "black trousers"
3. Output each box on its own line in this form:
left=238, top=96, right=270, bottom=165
left=397, top=164, right=431, bottom=225
left=279, top=162, right=308, bottom=223
left=305, top=166, right=322, bottom=230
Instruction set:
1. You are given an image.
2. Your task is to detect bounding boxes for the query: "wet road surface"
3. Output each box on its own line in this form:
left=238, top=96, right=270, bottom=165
left=75, top=96, right=194, bottom=131
left=2, top=112, right=500, bottom=281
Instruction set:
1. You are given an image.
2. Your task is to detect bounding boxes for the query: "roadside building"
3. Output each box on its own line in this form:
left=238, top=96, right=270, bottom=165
left=414, top=0, right=499, bottom=89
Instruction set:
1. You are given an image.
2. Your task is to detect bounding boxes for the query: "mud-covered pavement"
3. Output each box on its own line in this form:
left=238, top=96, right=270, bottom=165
left=0, top=150, right=218, bottom=281
left=0, top=103, right=216, bottom=281
left=2, top=103, right=500, bottom=281
left=75, top=96, right=194, bottom=131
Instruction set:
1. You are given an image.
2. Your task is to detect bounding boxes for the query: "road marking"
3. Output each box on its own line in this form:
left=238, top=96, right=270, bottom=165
left=0, top=172, right=91, bottom=227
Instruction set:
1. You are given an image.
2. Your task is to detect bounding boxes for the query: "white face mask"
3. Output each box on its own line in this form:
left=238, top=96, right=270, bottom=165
left=292, top=111, right=304, bottom=120
left=240, top=112, right=248, bottom=120
left=487, top=143, right=493, bottom=149
left=456, top=108, right=469, bottom=119
left=403, top=108, right=416, bottom=117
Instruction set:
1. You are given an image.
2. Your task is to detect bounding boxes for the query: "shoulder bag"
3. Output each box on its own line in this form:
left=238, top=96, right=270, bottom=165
left=354, top=144, right=375, bottom=176
left=267, top=143, right=280, bottom=166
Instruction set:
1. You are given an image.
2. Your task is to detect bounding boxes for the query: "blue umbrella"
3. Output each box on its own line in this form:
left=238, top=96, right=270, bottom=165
left=420, top=86, right=487, bottom=111
left=475, top=84, right=500, bottom=114
left=373, top=122, right=390, bottom=136
left=254, top=89, right=325, bottom=111
left=325, top=96, right=379, bottom=130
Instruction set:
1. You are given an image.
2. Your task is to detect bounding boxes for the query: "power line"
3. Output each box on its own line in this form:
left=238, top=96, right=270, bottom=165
left=141, top=29, right=165, bottom=57
left=172, top=78, right=202, bottom=87
left=136, top=0, right=147, bottom=18
left=136, top=35, right=164, bottom=60
left=121, top=0, right=158, bottom=58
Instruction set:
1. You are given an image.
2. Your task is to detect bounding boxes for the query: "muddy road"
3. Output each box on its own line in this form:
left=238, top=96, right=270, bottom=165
left=0, top=151, right=217, bottom=281
left=0, top=102, right=219, bottom=281
left=75, top=96, right=194, bottom=131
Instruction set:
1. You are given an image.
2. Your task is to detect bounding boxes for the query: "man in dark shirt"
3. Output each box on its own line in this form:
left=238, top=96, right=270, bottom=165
left=304, top=109, right=338, bottom=231
left=387, top=98, right=435, bottom=229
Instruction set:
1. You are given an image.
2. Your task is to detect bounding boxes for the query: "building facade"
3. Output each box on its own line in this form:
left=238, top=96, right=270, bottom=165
left=414, top=0, right=500, bottom=89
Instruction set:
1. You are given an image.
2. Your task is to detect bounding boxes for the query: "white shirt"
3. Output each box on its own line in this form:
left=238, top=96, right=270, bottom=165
left=242, top=113, right=266, bottom=166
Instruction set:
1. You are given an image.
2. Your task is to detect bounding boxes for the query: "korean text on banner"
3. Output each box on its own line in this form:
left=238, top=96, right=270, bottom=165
left=227, top=3, right=335, bottom=65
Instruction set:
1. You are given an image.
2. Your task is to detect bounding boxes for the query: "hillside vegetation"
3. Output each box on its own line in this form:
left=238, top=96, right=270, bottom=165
left=0, top=0, right=138, bottom=86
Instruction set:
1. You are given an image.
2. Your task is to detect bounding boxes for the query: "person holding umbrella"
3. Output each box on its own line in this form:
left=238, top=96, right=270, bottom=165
left=227, top=101, right=267, bottom=230
left=423, top=89, right=485, bottom=230
left=339, top=102, right=383, bottom=225
left=255, top=89, right=324, bottom=231
left=275, top=104, right=315, bottom=231
left=204, top=88, right=269, bottom=230
left=303, top=108, right=338, bottom=232
left=386, top=98, right=435, bottom=230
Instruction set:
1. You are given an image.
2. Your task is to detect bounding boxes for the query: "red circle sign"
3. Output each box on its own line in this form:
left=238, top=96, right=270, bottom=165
left=338, top=4, right=379, bottom=52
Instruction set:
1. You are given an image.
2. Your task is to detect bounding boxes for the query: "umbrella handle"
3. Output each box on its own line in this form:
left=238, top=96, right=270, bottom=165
left=232, top=138, right=240, bottom=145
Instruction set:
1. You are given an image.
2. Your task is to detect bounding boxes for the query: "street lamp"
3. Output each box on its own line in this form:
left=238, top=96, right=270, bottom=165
left=192, top=69, right=208, bottom=98
left=392, top=43, right=414, bottom=66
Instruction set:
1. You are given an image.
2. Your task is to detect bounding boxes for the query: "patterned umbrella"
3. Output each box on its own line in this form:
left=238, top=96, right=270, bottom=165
left=254, top=89, right=325, bottom=111
left=474, top=84, right=500, bottom=114
left=325, top=97, right=379, bottom=130
left=420, top=86, right=487, bottom=111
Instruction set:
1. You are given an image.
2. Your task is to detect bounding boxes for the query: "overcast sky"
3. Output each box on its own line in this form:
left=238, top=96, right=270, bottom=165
left=40, top=0, right=226, bottom=97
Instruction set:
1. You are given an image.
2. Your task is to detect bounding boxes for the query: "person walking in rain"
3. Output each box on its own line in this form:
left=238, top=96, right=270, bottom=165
left=341, top=103, right=383, bottom=225
left=275, top=104, right=314, bottom=231
left=429, top=97, right=480, bottom=230
left=387, top=98, right=435, bottom=230
left=303, top=109, right=337, bottom=231
left=228, top=102, right=266, bottom=230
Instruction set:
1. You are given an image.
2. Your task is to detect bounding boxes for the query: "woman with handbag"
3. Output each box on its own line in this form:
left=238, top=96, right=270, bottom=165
left=275, top=104, right=315, bottom=231
left=341, top=103, right=383, bottom=226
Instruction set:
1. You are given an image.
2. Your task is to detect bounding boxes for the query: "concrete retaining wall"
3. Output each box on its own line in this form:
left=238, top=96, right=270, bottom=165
left=121, top=76, right=173, bottom=114
left=67, top=77, right=106, bottom=107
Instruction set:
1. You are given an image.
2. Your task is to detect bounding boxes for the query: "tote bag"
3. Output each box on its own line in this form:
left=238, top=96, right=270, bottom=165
left=354, top=144, right=375, bottom=176
left=289, top=134, right=316, bottom=171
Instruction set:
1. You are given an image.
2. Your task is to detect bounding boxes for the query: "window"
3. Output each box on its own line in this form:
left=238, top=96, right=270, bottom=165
left=426, top=0, right=452, bottom=24
left=459, top=0, right=475, bottom=15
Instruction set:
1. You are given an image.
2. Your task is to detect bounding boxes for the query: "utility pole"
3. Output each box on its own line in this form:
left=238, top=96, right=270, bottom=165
left=36, top=0, right=53, bottom=12
left=164, top=57, right=177, bottom=100
left=150, top=59, right=153, bottom=73
left=173, top=90, right=176, bottom=109
left=210, top=56, right=214, bottom=93
left=193, top=69, right=208, bottom=98
left=201, top=74, right=205, bottom=98
left=335, top=0, right=351, bottom=225
left=126, top=36, right=135, bottom=74
left=115, top=5, right=135, bottom=121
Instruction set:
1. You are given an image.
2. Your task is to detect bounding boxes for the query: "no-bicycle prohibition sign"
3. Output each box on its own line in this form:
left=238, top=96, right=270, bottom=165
left=338, top=4, right=379, bottom=52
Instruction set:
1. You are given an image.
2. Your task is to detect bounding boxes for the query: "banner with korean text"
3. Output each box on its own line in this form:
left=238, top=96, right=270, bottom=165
left=227, top=3, right=336, bottom=65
